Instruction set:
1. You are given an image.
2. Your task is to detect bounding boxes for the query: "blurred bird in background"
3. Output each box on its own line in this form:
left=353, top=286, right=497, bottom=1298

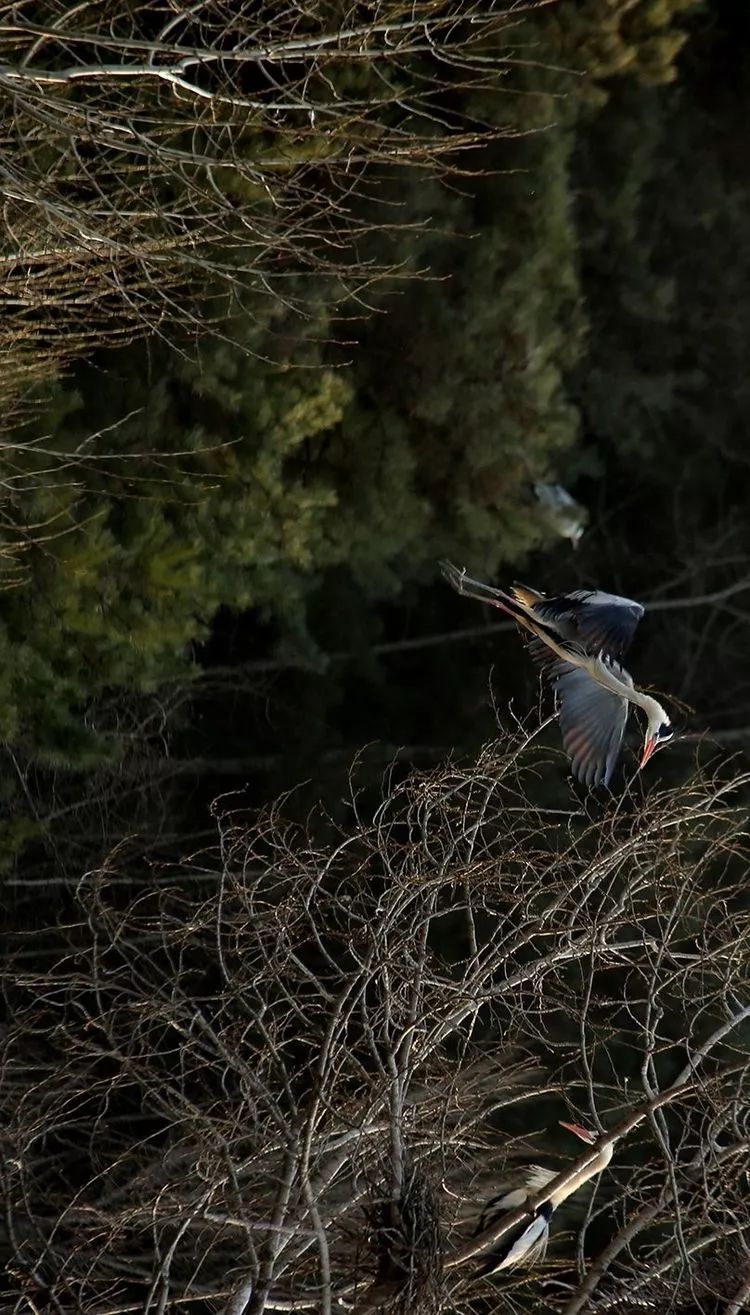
left=533, top=481, right=587, bottom=548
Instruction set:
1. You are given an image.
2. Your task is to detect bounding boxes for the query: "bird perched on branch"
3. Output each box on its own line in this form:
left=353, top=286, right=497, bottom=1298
left=440, top=561, right=674, bottom=788
left=474, top=1121, right=613, bottom=1275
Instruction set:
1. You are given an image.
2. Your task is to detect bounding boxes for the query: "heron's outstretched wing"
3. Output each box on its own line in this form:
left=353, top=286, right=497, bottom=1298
left=519, top=588, right=644, bottom=658
left=552, top=663, right=630, bottom=788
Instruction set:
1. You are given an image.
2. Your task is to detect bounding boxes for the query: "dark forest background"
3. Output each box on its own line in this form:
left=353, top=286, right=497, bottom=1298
left=7, top=0, right=750, bottom=874
left=2, top=3, right=750, bottom=1313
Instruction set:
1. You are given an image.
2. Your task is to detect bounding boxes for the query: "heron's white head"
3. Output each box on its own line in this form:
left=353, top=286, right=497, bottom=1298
left=557, top=1120, right=615, bottom=1185
left=640, top=701, right=674, bottom=770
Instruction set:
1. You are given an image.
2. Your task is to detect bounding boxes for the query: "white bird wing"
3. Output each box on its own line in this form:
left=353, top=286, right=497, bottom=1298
left=476, top=1165, right=557, bottom=1233
left=534, top=481, right=577, bottom=510
left=524, top=1163, right=560, bottom=1195
left=553, top=661, right=630, bottom=788
left=478, top=1208, right=551, bottom=1275
left=499, top=1212, right=550, bottom=1270
left=475, top=1184, right=528, bottom=1233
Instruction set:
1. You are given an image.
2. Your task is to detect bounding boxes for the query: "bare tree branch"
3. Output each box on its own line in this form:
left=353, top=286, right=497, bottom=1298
left=0, top=0, right=536, bottom=420
left=2, top=730, right=749, bottom=1312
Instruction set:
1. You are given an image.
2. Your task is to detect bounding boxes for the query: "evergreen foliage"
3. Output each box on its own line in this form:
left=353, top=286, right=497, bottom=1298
left=571, top=4, right=750, bottom=727
left=0, top=0, right=717, bottom=794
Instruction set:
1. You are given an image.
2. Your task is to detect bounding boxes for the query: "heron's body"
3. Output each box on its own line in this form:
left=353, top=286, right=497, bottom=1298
left=440, top=562, right=674, bottom=788
left=475, top=1163, right=559, bottom=1233
left=475, top=1123, right=614, bottom=1276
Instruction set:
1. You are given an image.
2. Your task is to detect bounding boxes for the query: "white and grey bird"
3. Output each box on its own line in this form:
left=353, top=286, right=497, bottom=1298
left=441, top=560, right=674, bottom=788
left=475, top=1121, right=613, bottom=1275
left=533, top=481, right=587, bottom=548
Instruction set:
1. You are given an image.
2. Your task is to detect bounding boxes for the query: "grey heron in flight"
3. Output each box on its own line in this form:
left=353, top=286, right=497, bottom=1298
left=440, top=561, right=674, bottom=788
left=475, top=1121, right=613, bottom=1275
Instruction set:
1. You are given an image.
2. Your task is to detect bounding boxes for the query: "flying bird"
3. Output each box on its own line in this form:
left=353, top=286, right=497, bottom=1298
left=533, top=481, right=586, bottom=548
left=475, top=1121, right=613, bottom=1275
left=440, top=560, right=674, bottom=788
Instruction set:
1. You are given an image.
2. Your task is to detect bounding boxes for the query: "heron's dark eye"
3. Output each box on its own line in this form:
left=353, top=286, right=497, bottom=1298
left=658, top=724, right=674, bottom=741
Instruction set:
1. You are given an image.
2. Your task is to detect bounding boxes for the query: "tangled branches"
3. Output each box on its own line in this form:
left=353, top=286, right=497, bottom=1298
left=0, top=0, right=528, bottom=415
left=2, top=732, right=750, bottom=1313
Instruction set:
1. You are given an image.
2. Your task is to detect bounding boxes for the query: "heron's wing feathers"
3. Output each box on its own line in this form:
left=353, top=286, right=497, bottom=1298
left=527, top=589, right=644, bottom=657
left=475, top=1165, right=557, bottom=1234
left=499, top=1213, right=550, bottom=1270
left=476, top=1207, right=551, bottom=1275
left=475, top=1185, right=529, bottom=1235
left=553, top=663, right=629, bottom=788
left=525, top=636, right=557, bottom=671
left=523, top=1164, right=560, bottom=1194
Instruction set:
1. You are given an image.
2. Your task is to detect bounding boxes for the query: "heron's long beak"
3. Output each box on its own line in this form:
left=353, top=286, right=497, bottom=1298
left=639, top=737, right=657, bottom=770
left=559, top=1120, right=594, bottom=1143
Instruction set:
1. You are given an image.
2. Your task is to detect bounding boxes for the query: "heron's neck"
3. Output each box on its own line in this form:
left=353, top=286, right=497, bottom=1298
left=585, top=655, right=633, bottom=699
left=548, top=1141, right=614, bottom=1207
left=590, top=658, right=665, bottom=723
left=627, top=687, right=667, bottom=725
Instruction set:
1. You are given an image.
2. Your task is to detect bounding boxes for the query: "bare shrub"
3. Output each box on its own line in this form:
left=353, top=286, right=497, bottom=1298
left=0, top=0, right=528, bottom=418
left=2, top=731, right=749, bottom=1313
